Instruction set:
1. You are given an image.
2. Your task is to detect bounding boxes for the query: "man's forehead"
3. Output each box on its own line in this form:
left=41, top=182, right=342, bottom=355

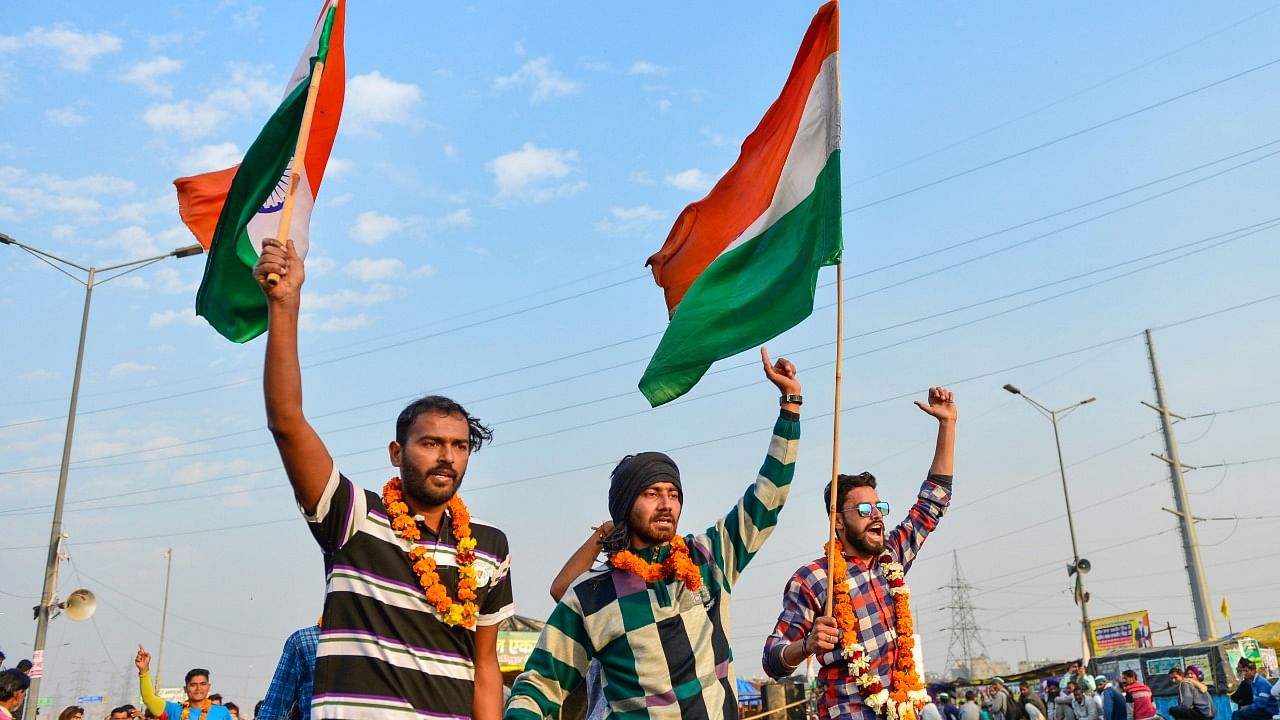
left=644, top=481, right=680, bottom=492
left=407, top=411, right=469, bottom=436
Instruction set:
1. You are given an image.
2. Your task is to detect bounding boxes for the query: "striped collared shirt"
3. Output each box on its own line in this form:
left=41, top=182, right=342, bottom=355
left=763, top=476, right=951, bottom=720
left=505, top=410, right=800, bottom=720
left=306, top=466, right=515, bottom=720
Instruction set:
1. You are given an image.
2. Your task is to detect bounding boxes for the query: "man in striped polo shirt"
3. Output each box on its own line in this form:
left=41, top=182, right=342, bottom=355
left=506, top=349, right=802, bottom=719
left=256, top=239, right=514, bottom=720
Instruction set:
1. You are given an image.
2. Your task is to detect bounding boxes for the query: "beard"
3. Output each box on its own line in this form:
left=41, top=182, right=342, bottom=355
left=402, top=460, right=462, bottom=507
left=847, top=522, right=886, bottom=556
left=629, top=511, right=678, bottom=547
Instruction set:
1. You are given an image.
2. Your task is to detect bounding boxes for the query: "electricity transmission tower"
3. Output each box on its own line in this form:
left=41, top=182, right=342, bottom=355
left=944, top=551, right=988, bottom=680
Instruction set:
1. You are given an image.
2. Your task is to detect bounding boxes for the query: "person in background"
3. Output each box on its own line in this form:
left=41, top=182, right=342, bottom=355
left=941, top=693, right=963, bottom=720
left=987, top=680, right=1010, bottom=720
left=1169, top=666, right=1214, bottom=720
left=1070, top=686, right=1100, bottom=720
left=135, top=646, right=230, bottom=720
left=0, top=670, right=30, bottom=720
left=57, top=707, right=83, bottom=720
left=922, top=696, right=944, bottom=720
left=1231, top=660, right=1276, bottom=720
left=1022, top=682, right=1048, bottom=720
left=1062, top=662, right=1096, bottom=694
left=962, top=691, right=983, bottom=720
left=1121, top=670, right=1158, bottom=720
left=223, top=702, right=239, bottom=719
left=1099, top=675, right=1126, bottom=720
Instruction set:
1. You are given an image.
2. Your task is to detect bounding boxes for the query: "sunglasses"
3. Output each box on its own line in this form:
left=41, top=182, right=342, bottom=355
left=844, top=501, right=890, bottom=518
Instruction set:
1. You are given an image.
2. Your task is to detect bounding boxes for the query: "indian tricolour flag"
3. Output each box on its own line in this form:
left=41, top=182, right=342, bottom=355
left=640, top=1, right=842, bottom=406
left=175, top=0, right=346, bottom=343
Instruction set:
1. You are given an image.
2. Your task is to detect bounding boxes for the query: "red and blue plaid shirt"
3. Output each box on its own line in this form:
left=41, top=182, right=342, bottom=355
left=763, top=475, right=951, bottom=720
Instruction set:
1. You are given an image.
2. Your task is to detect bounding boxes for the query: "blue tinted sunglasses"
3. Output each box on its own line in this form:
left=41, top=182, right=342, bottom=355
left=844, top=501, right=890, bottom=518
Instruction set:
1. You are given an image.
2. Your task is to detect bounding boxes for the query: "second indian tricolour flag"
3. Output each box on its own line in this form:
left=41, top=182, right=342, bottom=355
left=175, top=0, right=346, bottom=343
left=640, top=2, right=843, bottom=406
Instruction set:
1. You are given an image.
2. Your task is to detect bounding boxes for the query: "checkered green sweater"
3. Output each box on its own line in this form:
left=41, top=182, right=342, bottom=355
left=505, top=410, right=800, bottom=719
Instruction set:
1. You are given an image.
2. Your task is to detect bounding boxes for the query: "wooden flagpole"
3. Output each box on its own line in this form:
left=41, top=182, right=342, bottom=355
left=266, top=57, right=327, bottom=287
left=824, top=261, right=844, bottom=615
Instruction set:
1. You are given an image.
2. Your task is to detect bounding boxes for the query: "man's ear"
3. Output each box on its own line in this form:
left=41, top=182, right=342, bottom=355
left=388, top=440, right=402, bottom=468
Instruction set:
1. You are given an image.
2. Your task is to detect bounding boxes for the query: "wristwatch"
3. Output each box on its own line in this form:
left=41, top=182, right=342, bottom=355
left=780, top=394, right=803, bottom=406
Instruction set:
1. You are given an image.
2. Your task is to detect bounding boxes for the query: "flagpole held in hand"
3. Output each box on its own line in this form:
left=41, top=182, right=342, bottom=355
left=266, top=58, right=327, bottom=288
left=825, top=261, right=844, bottom=616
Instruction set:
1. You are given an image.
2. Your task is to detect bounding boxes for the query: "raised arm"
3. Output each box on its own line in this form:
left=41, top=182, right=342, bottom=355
left=701, top=348, right=800, bottom=588
left=550, top=522, right=612, bottom=602
left=255, top=237, right=334, bottom=514
left=914, top=386, right=956, bottom=476
left=134, top=645, right=167, bottom=717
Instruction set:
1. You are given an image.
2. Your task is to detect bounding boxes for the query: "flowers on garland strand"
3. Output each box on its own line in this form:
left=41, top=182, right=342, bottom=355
left=383, top=478, right=480, bottom=628
left=180, top=699, right=211, bottom=720
left=609, top=535, right=702, bottom=591
left=823, top=542, right=927, bottom=720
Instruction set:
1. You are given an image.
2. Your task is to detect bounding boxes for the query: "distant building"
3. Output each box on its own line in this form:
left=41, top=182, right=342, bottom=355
left=948, top=655, right=1011, bottom=680
left=1018, top=659, right=1058, bottom=674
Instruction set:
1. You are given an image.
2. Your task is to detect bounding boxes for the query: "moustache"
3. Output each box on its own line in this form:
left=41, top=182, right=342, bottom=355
left=425, top=465, right=457, bottom=479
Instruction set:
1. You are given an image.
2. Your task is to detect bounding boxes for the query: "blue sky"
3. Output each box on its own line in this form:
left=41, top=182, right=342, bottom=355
left=2, top=0, right=1278, bottom=709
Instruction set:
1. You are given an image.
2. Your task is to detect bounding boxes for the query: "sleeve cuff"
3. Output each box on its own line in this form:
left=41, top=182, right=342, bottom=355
left=926, top=473, right=952, bottom=489
left=301, top=462, right=340, bottom=522
left=764, top=642, right=799, bottom=678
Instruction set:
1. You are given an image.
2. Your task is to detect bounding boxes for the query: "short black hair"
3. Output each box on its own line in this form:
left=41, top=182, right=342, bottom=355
left=0, top=669, right=30, bottom=702
left=1168, top=667, right=1184, bottom=676
left=185, top=668, right=210, bottom=684
left=823, top=472, right=877, bottom=512
left=225, top=702, right=238, bottom=713
left=395, top=396, right=493, bottom=451
left=1238, top=659, right=1256, bottom=671
left=1122, top=670, right=1138, bottom=680
left=14, top=660, right=30, bottom=673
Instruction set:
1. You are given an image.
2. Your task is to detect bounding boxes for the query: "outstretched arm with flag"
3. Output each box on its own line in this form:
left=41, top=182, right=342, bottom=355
left=176, top=0, right=345, bottom=343
left=640, top=1, right=842, bottom=406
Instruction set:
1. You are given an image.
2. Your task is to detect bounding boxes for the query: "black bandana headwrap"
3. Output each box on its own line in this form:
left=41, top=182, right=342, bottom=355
left=601, top=452, right=682, bottom=553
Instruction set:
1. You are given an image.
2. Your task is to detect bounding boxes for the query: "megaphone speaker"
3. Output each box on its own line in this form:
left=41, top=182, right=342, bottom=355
left=63, top=588, right=96, bottom=622
left=1076, top=558, right=1092, bottom=574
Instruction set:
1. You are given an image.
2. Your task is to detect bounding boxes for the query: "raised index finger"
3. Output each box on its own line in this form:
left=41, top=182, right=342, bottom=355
left=760, top=346, right=773, bottom=374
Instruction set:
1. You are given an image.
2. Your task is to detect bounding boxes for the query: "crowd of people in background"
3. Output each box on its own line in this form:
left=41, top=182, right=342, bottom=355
left=914, top=657, right=1278, bottom=720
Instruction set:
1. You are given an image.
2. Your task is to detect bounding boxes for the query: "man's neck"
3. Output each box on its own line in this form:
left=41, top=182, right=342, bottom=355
left=838, top=537, right=876, bottom=564
left=408, top=501, right=448, bottom=535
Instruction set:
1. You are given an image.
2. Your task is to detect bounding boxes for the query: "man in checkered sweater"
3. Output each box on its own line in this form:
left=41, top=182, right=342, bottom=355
left=762, top=387, right=957, bottom=720
left=505, top=349, right=802, bottom=719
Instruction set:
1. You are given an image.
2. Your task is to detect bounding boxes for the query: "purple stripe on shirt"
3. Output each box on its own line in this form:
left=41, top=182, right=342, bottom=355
left=320, top=628, right=472, bottom=663
left=329, top=563, right=422, bottom=594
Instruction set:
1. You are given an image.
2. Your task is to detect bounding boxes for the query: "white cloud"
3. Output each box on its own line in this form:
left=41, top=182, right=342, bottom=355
left=304, top=284, right=394, bottom=310
left=326, top=192, right=352, bottom=207
left=102, top=225, right=162, bottom=258
left=347, top=71, right=421, bottom=131
left=121, top=56, right=182, bottom=97
left=147, top=33, right=185, bottom=53
left=345, top=258, right=404, bottom=282
left=665, top=168, right=715, bottom=194
left=299, top=313, right=369, bottom=332
left=305, top=256, right=337, bottom=276
left=51, top=224, right=75, bottom=239
left=0, top=166, right=136, bottom=219
left=595, top=205, right=668, bottom=235
left=443, top=143, right=458, bottom=160
left=177, top=143, right=241, bottom=175
left=0, top=25, right=122, bottom=71
left=700, top=127, right=727, bottom=147
left=46, top=105, right=85, bottom=127
left=325, top=157, right=352, bottom=178
left=495, top=58, right=580, bottom=103
left=143, top=63, right=276, bottom=139
left=440, top=208, right=472, bottom=227
left=149, top=308, right=203, bottom=328
left=109, top=361, right=156, bottom=377
left=150, top=266, right=199, bottom=294
left=628, top=60, right=669, bottom=77
left=629, top=170, right=655, bottom=185
left=112, top=194, right=176, bottom=224
left=351, top=211, right=406, bottom=245
left=219, top=0, right=265, bottom=30
left=19, top=369, right=58, bottom=382
left=487, top=143, right=586, bottom=203
left=657, top=98, right=672, bottom=112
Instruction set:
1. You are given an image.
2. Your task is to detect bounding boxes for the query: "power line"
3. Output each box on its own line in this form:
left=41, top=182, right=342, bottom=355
left=5, top=135, right=1278, bottom=436
left=841, top=55, right=1280, bottom=214
left=4, top=208, right=1273, bottom=481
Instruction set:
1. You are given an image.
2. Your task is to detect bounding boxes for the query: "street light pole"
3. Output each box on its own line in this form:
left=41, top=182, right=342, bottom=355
left=1, top=232, right=202, bottom=720
left=1003, top=384, right=1096, bottom=663
left=157, top=549, right=173, bottom=689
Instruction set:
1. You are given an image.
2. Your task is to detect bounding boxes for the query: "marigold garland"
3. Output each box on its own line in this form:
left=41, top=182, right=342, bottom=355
left=609, top=535, right=702, bottom=591
left=180, top=699, right=211, bottom=720
left=823, top=543, right=928, bottom=720
left=383, top=477, right=479, bottom=628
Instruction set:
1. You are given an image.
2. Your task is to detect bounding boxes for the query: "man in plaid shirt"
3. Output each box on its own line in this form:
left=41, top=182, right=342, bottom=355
left=763, top=387, right=957, bottom=720
left=505, top=350, right=802, bottom=719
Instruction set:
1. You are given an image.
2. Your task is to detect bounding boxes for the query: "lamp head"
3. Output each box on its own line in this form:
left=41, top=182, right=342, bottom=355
left=1003, top=384, right=1022, bottom=395
left=172, top=244, right=204, bottom=258
left=0, top=232, right=15, bottom=245
left=1081, top=397, right=1096, bottom=405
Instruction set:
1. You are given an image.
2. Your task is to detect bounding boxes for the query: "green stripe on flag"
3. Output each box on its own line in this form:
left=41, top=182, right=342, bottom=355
left=195, top=81, right=311, bottom=342
left=638, top=151, right=842, bottom=406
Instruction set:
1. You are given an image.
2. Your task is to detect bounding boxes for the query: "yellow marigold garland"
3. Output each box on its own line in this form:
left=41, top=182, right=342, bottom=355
left=609, top=535, right=702, bottom=591
left=824, top=542, right=928, bottom=720
left=383, top=477, right=480, bottom=628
